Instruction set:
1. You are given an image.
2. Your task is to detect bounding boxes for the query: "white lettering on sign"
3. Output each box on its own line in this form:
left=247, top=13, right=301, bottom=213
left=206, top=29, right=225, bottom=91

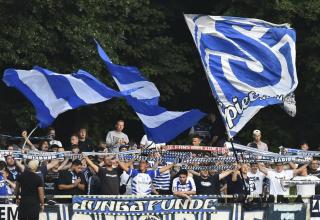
left=0, top=205, right=18, bottom=220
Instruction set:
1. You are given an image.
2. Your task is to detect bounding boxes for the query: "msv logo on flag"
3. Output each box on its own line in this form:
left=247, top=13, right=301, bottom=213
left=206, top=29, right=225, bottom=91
left=185, top=15, right=298, bottom=138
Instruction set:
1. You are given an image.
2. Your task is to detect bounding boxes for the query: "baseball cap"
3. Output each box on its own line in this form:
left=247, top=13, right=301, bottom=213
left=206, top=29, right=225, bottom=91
left=119, top=145, right=128, bottom=151
left=253, top=130, right=261, bottom=135
left=50, top=140, right=62, bottom=147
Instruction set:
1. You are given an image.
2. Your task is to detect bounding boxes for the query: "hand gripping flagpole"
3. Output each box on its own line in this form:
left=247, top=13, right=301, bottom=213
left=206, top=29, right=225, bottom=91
left=183, top=14, right=254, bottom=199
left=200, top=62, right=250, bottom=199
left=22, top=124, right=39, bottom=150
left=229, top=138, right=250, bottom=198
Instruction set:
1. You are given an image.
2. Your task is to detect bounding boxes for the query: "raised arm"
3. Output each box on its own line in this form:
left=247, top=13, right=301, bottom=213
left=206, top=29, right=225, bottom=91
left=151, top=152, right=161, bottom=170
left=58, top=158, right=70, bottom=171
left=189, top=170, right=200, bottom=177
left=219, top=170, right=233, bottom=180
left=47, top=159, right=60, bottom=170
left=117, top=160, right=132, bottom=173
left=289, top=162, right=297, bottom=169
left=293, top=163, right=308, bottom=176
left=83, top=156, right=99, bottom=173
left=22, top=130, right=37, bottom=150
left=152, top=160, right=159, bottom=170
left=258, top=163, right=268, bottom=175
left=159, top=163, right=174, bottom=173
left=15, top=159, right=25, bottom=173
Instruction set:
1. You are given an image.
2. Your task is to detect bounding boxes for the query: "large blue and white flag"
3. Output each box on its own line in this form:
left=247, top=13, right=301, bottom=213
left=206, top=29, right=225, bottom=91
left=125, top=96, right=206, bottom=143
left=95, top=40, right=160, bottom=105
left=3, top=66, right=122, bottom=127
left=185, top=15, right=298, bottom=138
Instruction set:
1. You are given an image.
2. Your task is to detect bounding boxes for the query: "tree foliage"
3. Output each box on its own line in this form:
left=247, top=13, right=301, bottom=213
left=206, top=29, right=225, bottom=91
left=0, top=0, right=319, bottom=150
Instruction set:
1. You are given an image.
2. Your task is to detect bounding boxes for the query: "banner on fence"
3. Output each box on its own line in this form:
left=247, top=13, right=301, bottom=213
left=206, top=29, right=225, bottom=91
left=72, top=195, right=309, bottom=219
left=72, top=195, right=218, bottom=215
left=0, top=199, right=312, bottom=220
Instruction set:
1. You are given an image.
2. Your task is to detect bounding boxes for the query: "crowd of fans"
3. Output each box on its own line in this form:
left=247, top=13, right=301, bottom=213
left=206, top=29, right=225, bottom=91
left=0, top=119, right=320, bottom=204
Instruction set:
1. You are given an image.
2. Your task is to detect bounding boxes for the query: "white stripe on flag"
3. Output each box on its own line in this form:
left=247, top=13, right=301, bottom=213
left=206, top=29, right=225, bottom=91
left=63, top=74, right=109, bottom=103
left=16, top=70, right=72, bottom=118
left=113, top=78, right=160, bottom=100
left=136, top=111, right=188, bottom=128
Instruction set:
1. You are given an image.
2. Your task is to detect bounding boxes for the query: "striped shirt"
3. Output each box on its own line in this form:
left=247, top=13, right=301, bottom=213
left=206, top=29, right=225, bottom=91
left=153, top=165, right=171, bottom=190
left=0, top=175, right=8, bottom=196
left=128, top=168, right=160, bottom=195
left=172, top=176, right=196, bottom=192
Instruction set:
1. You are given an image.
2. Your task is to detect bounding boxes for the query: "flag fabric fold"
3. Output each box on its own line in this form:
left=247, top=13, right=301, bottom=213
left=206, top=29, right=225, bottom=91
left=95, top=40, right=206, bottom=143
left=2, top=40, right=207, bottom=144
left=95, top=40, right=160, bottom=105
left=185, top=14, right=298, bottom=138
left=125, top=96, right=206, bottom=143
left=3, top=67, right=121, bottom=127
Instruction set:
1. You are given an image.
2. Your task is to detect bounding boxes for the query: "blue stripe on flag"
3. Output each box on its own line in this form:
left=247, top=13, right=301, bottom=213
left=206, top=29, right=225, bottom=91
left=95, top=40, right=160, bottom=105
left=126, top=96, right=206, bottom=143
left=73, top=69, right=122, bottom=99
left=3, top=67, right=121, bottom=128
left=3, top=69, right=55, bottom=127
left=34, top=66, right=87, bottom=108
left=185, top=14, right=298, bottom=138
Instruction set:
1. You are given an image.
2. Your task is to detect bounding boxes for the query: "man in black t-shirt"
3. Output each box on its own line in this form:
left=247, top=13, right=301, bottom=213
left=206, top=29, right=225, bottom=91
left=194, top=170, right=233, bottom=195
left=16, top=160, right=44, bottom=220
left=39, top=159, right=65, bottom=195
left=78, top=128, right=94, bottom=152
left=5, top=155, right=21, bottom=182
left=84, top=155, right=122, bottom=195
left=57, top=159, right=86, bottom=195
left=226, top=164, right=250, bottom=195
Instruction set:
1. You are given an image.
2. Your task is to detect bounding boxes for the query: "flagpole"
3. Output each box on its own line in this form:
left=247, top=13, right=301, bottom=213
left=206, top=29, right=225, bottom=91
left=207, top=94, right=249, bottom=200
left=229, top=138, right=249, bottom=199
left=202, top=74, right=250, bottom=200
left=185, top=15, right=249, bottom=199
left=205, top=90, right=249, bottom=199
left=22, top=124, right=39, bottom=150
left=214, top=100, right=249, bottom=199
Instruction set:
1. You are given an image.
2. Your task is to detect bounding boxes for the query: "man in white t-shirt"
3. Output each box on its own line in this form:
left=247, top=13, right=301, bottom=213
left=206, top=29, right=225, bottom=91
left=140, top=135, right=165, bottom=150
left=248, top=163, right=265, bottom=196
left=293, top=166, right=320, bottom=203
left=258, top=162, right=307, bottom=202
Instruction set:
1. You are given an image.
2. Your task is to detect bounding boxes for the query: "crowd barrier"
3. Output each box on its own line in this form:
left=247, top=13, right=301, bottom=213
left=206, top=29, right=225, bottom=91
left=2, top=195, right=320, bottom=220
